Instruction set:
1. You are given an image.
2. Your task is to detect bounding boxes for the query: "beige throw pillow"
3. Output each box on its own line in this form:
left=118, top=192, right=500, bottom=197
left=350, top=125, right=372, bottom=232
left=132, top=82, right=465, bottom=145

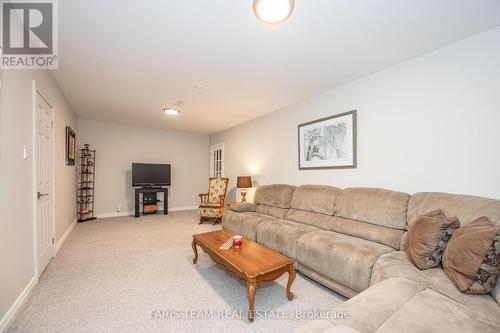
left=443, top=216, right=500, bottom=294
left=404, top=209, right=460, bottom=270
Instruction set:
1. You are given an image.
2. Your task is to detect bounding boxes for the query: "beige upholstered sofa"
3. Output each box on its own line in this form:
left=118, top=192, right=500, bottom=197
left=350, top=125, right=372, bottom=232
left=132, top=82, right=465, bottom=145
left=222, top=185, right=500, bottom=333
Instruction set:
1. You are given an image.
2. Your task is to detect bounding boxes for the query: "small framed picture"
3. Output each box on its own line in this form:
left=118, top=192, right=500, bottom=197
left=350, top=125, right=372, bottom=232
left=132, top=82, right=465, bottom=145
left=66, top=126, right=76, bottom=165
left=298, top=110, right=357, bottom=169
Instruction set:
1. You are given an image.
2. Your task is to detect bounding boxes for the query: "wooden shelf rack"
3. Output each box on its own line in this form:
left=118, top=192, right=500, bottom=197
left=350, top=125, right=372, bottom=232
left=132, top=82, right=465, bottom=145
left=77, top=146, right=97, bottom=222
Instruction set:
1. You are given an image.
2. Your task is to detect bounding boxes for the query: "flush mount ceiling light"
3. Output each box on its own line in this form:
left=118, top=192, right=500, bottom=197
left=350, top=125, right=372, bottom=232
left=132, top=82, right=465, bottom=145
left=253, top=0, right=294, bottom=25
left=163, top=101, right=183, bottom=116
left=163, top=108, right=180, bottom=116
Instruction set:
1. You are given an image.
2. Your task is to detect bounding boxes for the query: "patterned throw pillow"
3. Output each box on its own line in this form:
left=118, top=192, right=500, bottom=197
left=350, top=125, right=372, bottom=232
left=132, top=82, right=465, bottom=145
left=404, top=209, right=460, bottom=270
left=465, top=233, right=500, bottom=294
left=443, top=216, right=500, bottom=295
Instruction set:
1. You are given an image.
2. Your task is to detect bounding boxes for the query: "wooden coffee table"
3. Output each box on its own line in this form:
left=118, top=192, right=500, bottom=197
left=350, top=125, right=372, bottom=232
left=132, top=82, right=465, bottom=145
left=191, top=230, right=296, bottom=322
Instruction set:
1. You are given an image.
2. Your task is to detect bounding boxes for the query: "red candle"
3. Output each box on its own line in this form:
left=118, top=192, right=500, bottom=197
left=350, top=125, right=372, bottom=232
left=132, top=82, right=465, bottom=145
left=233, top=235, right=242, bottom=248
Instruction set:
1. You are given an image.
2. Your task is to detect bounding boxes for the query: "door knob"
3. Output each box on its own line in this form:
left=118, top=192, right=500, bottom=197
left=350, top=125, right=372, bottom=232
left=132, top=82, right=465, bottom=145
left=37, top=192, right=48, bottom=199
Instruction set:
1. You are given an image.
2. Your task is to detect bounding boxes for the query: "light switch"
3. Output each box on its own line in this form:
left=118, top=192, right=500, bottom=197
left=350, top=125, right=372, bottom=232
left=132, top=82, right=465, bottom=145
left=23, top=145, right=28, bottom=160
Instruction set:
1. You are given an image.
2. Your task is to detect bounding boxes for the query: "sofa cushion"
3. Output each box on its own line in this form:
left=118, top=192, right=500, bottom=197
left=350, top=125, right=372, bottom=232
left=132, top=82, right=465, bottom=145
left=297, top=230, right=394, bottom=293
left=404, top=209, right=460, bottom=270
left=333, top=188, right=410, bottom=230
left=331, top=217, right=403, bottom=250
left=329, top=188, right=410, bottom=250
left=298, top=264, right=358, bottom=298
left=253, top=184, right=297, bottom=209
left=257, top=220, right=319, bottom=259
left=290, top=185, right=340, bottom=215
left=326, top=278, right=426, bottom=333
left=443, top=216, right=500, bottom=294
left=286, top=185, right=340, bottom=230
left=287, top=209, right=335, bottom=230
left=374, top=289, right=500, bottom=333
left=285, top=184, right=339, bottom=229
left=221, top=211, right=278, bottom=241
left=424, top=268, right=500, bottom=319
left=407, top=192, right=500, bottom=228
left=372, top=251, right=500, bottom=318
left=256, top=204, right=289, bottom=219
left=370, top=251, right=426, bottom=287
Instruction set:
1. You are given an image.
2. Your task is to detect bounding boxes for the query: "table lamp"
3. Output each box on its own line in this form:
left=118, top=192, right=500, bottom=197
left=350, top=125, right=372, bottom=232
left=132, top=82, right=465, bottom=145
left=237, top=176, right=252, bottom=202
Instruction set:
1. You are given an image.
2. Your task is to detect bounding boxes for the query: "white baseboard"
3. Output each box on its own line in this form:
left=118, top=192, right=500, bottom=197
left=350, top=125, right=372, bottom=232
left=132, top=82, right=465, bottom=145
left=96, top=206, right=198, bottom=219
left=0, top=276, right=38, bottom=333
left=96, top=211, right=131, bottom=219
left=170, top=205, right=198, bottom=212
left=55, top=217, right=77, bottom=255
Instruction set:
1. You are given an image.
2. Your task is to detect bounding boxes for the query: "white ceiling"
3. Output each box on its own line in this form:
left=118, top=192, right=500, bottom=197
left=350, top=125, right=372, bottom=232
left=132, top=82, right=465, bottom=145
left=53, top=0, right=500, bottom=134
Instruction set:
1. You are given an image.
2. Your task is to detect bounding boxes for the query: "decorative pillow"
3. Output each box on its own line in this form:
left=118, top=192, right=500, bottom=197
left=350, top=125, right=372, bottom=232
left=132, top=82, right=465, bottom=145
left=229, top=202, right=257, bottom=213
left=443, top=216, right=500, bottom=294
left=404, top=209, right=460, bottom=270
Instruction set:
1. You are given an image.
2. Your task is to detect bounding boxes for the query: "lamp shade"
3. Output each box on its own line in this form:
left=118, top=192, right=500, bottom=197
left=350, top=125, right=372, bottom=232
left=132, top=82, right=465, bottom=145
left=237, top=176, right=252, bottom=189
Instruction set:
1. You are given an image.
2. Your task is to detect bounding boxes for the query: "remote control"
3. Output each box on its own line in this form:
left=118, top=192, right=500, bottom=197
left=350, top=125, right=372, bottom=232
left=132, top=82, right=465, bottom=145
left=219, top=237, right=233, bottom=250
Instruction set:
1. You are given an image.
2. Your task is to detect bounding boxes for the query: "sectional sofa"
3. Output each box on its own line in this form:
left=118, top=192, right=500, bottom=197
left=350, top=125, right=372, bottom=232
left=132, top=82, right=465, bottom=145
left=221, top=184, right=500, bottom=333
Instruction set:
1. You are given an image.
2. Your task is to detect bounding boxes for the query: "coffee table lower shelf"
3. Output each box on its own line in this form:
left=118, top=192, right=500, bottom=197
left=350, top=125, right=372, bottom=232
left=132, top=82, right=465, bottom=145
left=191, top=231, right=296, bottom=322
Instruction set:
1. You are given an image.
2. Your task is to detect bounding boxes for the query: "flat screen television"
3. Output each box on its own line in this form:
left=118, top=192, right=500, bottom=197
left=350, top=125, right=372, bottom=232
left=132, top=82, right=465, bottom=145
left=132, top=163, right=171, bottom=187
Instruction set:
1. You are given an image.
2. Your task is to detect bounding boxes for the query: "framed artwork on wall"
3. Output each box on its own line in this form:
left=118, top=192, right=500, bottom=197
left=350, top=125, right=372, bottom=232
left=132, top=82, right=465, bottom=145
left=66, top=126, right=76, bottom=165
left=298, top=110, right=357, bottom=169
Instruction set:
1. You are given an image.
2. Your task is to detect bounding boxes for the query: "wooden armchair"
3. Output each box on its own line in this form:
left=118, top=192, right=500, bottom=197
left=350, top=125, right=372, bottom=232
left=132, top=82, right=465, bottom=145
left=198, top=177, right=229, bottom=225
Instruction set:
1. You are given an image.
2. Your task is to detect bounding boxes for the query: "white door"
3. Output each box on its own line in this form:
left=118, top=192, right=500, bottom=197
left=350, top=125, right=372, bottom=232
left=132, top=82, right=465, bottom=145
left=36, top=91, right=54, bottom=275
left=210, top=143, right=224, bottom=177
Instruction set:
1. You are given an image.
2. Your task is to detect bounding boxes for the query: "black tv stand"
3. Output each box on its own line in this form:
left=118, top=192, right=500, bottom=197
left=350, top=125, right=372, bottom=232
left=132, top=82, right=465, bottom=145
left=134, top=187, right=168, bottom=218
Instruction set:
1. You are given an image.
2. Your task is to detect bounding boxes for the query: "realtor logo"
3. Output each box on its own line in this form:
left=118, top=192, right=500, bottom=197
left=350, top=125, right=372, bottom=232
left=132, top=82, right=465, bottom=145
left=0, top=0, right=58, bottom=69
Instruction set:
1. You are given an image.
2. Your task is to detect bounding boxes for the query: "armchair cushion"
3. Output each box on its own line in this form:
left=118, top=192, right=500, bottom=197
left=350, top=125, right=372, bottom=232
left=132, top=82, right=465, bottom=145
left=199, top=177, right=229, bottom=222
left=199, top=203, right=223, bottom=208
left=207, top=178, right=229, bottom=204
left=199, top=207, right=224, bottom=219
left=229, top=202, right=257, bottom=212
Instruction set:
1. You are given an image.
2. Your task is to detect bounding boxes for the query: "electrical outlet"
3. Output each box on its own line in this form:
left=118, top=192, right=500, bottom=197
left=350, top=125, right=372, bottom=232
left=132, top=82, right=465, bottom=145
left=117, top=204, right=122, bottom=212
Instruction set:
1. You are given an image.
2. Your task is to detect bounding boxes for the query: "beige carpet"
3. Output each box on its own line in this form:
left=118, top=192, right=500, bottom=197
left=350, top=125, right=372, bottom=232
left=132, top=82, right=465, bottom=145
left=8, top=210, right=345, bottom=333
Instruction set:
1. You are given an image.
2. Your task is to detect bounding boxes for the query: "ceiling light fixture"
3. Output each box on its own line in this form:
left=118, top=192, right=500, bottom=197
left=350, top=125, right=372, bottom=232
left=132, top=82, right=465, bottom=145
left=163, top=108, right=180, bottom=116
left=253, top=0, right=294, bottom=25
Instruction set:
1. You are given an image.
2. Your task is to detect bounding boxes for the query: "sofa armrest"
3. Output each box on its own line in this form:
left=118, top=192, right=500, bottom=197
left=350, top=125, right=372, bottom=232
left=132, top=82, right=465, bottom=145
left=229, top=202, right=257, bottom=213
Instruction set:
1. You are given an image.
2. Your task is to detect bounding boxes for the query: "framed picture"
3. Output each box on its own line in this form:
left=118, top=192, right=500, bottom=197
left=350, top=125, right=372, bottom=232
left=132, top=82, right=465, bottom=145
left=298, top=110, right=357, bottom=169
left=66, top=126, right=76, bottom=165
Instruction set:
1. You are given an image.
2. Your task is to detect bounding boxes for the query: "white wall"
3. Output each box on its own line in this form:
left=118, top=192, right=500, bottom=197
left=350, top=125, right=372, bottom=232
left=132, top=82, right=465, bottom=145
left=0, top=69, right=77, bottom=327
left=77, top=119, right=209, bottom=216
left=210, top=28, right=500, bottom=201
